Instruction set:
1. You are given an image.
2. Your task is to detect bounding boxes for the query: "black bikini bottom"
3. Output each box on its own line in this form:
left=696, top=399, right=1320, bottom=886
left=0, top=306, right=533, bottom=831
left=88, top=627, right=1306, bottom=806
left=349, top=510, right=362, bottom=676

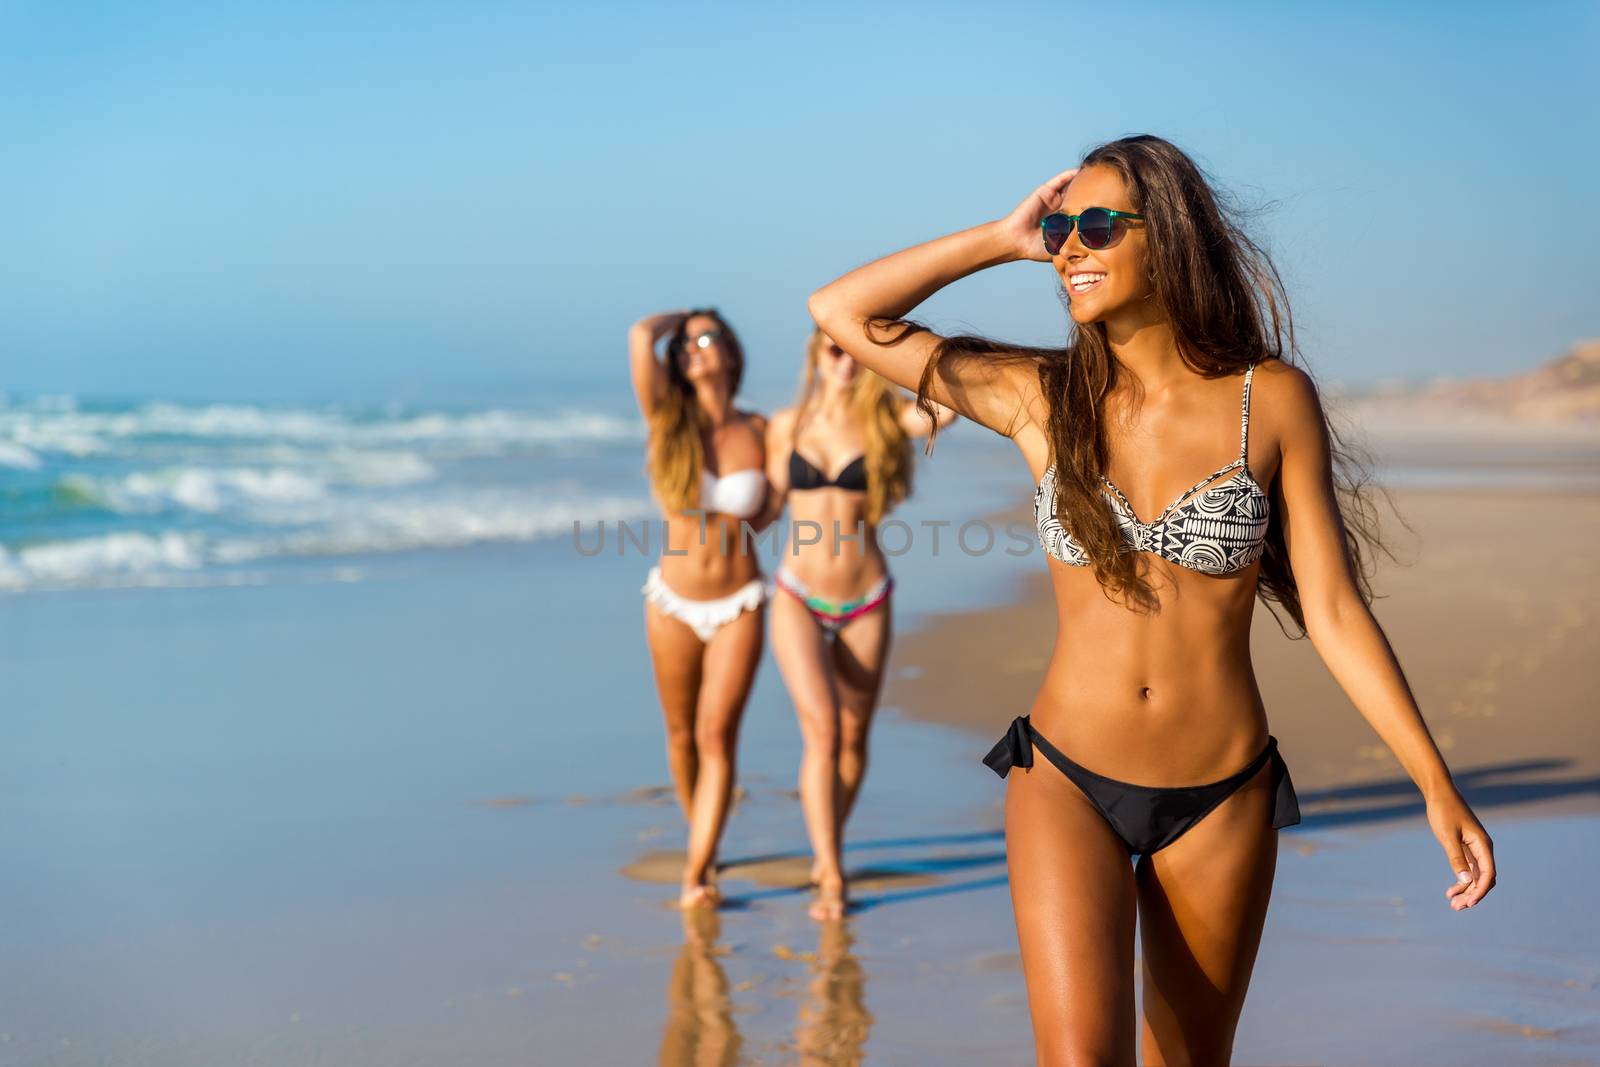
left=984, top=715, right=1302, bottom=856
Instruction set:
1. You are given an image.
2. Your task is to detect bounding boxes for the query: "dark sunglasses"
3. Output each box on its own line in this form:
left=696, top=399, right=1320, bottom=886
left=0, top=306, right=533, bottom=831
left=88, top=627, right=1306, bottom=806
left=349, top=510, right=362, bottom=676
left=1041, top=207, right=1145, bottom=254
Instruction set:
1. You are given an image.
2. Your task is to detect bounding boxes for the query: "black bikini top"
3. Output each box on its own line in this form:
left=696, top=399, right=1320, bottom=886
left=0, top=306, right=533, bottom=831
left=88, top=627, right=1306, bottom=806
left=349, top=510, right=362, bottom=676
left=789, top=450, right=868, bottom=493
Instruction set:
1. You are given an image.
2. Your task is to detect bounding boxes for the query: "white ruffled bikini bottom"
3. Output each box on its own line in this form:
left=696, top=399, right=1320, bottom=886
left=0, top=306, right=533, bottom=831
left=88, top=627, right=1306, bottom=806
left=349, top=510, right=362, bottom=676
left=641, top=565, right=768, bottom=643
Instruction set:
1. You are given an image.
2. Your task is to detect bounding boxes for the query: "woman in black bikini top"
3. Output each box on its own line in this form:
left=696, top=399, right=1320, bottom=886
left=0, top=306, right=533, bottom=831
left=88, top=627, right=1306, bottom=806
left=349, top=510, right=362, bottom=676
left=808, top=134, right=1496, bottom=1063
left=761, top=327, right=954, bottom=920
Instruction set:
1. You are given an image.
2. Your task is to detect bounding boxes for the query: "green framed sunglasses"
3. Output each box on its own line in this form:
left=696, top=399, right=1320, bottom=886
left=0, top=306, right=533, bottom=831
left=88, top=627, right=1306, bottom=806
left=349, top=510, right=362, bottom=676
left=1041, top=207, right=1145, bottom=254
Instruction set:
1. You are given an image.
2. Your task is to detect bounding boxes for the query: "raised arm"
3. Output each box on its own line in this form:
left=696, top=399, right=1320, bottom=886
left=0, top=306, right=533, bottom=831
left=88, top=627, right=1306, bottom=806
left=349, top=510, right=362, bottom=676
left=628, top=310, right=688, bottom=419
left=807, top=169, right=1078, bottom=438
left=1271, top=363, right=1496, bottom=912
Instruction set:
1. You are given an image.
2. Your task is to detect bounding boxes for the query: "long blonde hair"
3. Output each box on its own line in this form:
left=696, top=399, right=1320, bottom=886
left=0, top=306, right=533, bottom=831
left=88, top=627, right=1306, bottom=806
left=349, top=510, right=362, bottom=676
left=792, top=327, right=912, bottom=525
left=647, top=309, right=746, bottom=512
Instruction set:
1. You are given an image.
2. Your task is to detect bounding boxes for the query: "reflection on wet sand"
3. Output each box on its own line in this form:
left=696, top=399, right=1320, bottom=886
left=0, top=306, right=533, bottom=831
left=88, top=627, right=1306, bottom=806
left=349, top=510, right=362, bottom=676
left=659, top=908, right=742, bottom=1067
left=658, top=911, right=875, bottom=1067
left=792, top=921, right=873, bottom=1066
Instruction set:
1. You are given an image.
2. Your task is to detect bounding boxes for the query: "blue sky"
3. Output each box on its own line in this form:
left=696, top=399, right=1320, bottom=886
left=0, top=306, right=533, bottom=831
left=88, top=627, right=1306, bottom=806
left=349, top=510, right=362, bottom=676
left=1, top=1, right=1596, bottom=406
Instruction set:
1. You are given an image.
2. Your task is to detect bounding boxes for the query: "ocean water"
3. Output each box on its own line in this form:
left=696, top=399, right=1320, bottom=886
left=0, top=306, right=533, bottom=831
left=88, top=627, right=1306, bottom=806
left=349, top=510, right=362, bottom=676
left=0, top=394, right=652, bottom=593
left=6, top=389, right=1597, bottom=597
left=0, top=390, right=1042, bottom=600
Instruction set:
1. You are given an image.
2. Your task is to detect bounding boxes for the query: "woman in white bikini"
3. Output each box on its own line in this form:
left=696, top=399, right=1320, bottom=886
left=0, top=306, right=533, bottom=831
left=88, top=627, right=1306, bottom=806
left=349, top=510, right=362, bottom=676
left=630, top=308, right=771, bottom=909
left=762, top=328, right=955, bottom=920
left=809, top=135, right=1496, bottom=1062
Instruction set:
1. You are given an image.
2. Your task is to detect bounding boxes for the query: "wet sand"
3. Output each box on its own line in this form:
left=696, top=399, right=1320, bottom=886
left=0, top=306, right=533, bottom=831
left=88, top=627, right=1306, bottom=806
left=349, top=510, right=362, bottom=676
left=8, top=451, right=1598, bottom=1064
left=598, top=481, right=1600, bottom=1066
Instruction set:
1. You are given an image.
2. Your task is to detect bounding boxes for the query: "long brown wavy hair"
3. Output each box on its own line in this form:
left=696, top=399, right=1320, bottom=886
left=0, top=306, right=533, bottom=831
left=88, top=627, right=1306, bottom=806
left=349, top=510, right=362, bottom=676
left=884, top=135, right=1391, bottom=635
left=791, top=327, right=913, bottom=525
left=647, top=308, right=747, bottom=513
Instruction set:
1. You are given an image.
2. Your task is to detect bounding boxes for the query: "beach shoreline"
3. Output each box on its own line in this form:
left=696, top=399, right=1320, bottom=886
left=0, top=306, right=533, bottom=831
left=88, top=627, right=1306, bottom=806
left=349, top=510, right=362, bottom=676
left=6, top=461, right=1598, bottom=1065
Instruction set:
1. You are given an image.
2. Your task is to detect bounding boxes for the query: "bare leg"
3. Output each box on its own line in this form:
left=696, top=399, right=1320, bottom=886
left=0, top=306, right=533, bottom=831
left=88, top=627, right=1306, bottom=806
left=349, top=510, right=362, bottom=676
left=680, top=603, right=764, bottom=907
left=1135, top=754, right=1280, bottom=1067
left=769, top=590, right=846, bottom=919
left=804, top=601, right=893, bottom=919
left=644, top=599, right=707, bottom=820
left=831, top=602, right=891, bottom=829
left=1005, top=759, right=1140, bottom=1066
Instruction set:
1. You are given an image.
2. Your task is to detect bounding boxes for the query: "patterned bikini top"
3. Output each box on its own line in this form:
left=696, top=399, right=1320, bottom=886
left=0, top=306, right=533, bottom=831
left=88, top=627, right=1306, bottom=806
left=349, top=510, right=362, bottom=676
left=1034, top=363, right=1269, bottom=576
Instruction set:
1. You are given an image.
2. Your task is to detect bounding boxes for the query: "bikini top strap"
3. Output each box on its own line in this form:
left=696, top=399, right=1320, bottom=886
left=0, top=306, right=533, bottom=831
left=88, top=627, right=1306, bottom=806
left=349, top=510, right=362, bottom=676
left=1239, top=362, right=1256, bottom=465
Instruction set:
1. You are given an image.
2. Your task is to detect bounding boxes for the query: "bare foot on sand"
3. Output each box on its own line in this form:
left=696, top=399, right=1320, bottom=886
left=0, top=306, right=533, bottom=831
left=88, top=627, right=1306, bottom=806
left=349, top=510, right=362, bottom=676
left=679, top=881, right=722, bottom=909
left=809, top=875, right=847, bottom=921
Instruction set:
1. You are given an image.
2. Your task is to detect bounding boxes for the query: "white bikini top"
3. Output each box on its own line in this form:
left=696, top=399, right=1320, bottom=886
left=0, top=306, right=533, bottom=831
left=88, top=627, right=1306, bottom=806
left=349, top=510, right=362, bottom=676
left=700, top=468, right=766, bottom=519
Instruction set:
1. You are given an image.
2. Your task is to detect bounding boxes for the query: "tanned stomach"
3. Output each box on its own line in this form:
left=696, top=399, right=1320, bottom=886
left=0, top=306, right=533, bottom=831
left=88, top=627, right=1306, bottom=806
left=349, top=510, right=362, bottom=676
left=653, top=511, right=764, bottom=599
left=1026, top=560, right=1271, bottom=786
left=780, top=495, right=889, bottom=601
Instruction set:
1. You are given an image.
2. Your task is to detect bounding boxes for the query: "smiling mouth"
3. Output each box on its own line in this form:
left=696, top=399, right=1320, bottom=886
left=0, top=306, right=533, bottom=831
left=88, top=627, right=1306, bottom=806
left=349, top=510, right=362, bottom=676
left=1068, top=272, right=1107, bottom=295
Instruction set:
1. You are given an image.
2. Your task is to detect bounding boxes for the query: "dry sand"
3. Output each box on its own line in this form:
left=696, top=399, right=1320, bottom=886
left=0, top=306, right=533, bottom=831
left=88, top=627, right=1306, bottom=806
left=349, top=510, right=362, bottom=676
left=886, top=487, right=1600, bottom=814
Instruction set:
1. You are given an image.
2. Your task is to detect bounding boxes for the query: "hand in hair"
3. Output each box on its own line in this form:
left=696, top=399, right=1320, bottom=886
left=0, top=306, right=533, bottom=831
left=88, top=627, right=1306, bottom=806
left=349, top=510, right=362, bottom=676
left=999, top=167, right=1080, bottom=262
left=628, top=310, right=690, bottom=418
left=631, top=310, right=690, bottom=342
left=807, top=170, right=1080, bottom=437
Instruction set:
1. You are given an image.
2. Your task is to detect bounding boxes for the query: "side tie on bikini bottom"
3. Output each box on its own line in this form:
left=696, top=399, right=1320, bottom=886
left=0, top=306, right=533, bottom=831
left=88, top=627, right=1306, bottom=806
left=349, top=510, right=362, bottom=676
left=984, top=715, right=1302, bottom=856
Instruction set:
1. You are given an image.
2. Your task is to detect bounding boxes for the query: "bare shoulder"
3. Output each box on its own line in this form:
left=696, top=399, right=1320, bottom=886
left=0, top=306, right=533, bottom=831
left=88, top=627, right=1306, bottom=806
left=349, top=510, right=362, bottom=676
left=1252, top=357, right=1314, bottom=393
left=1252, top=358, right=1322, bottom=420
left=736, top=406, right=770, bottom=433
left=769, top=406, right=806, bottom=444
left=1249, top=360, right=1332, bottom=480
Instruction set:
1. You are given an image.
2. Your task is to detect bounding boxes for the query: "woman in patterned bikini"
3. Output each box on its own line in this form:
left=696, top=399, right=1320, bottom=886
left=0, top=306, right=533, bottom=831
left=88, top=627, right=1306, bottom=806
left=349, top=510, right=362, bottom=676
left=809, top=135, right=1496, bottom=1062
left=761, top=327, right=955, bottom=920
